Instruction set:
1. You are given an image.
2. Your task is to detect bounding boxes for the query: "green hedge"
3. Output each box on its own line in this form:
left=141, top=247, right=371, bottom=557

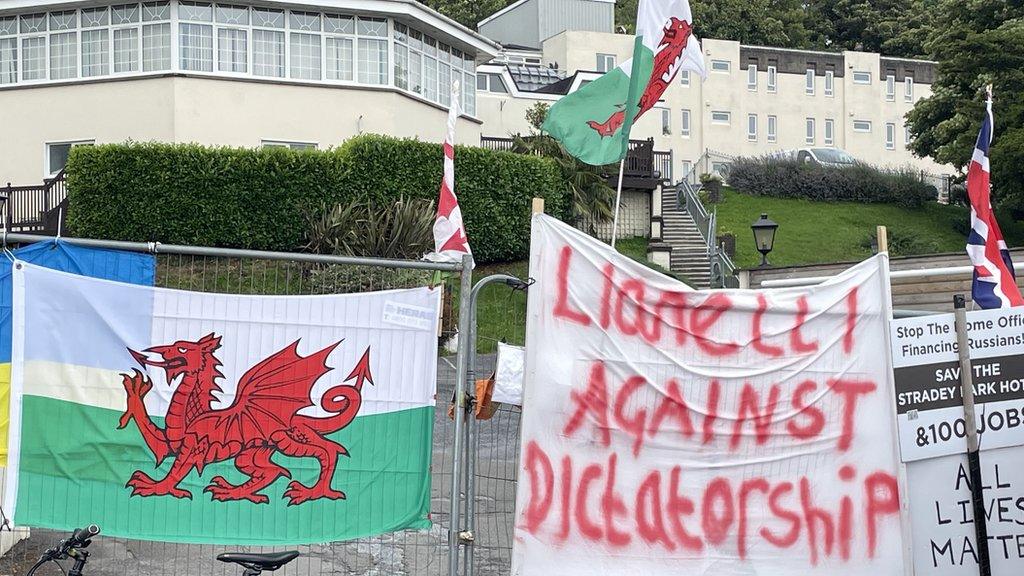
left=66, top=135, right=568, bottom=264
left=727, top=157, right=938, bottom=208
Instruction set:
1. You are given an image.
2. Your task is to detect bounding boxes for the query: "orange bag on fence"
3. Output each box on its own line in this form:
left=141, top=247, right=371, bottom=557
left=447, top=373, right=499, bottom=421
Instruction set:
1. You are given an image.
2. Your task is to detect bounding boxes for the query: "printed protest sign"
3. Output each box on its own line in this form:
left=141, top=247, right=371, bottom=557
left=6, top=263, right=439, bottom=545
left=890, top=308, right=1024, bottom=462
left=907, top=447, right=1024, bottom=575
left=512, top=215, right=907, bottom=576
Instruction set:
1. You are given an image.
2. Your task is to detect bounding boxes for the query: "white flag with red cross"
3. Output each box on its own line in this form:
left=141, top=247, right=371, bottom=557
left=425, top=80, right=472, bottom=264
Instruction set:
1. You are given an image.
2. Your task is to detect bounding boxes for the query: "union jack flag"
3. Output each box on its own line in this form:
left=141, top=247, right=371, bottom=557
left=967, top=92, right=1022, bottom=308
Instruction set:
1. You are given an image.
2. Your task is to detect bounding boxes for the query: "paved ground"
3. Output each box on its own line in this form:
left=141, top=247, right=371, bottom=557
left=0, top=354, right=521, bottom=576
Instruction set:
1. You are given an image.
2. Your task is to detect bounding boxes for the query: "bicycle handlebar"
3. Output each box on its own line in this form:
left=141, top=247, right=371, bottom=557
left=70, top=524, right=100, bottom=547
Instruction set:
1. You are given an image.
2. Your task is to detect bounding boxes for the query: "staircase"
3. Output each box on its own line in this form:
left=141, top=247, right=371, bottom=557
left=660, top=186, right=712, bottom=288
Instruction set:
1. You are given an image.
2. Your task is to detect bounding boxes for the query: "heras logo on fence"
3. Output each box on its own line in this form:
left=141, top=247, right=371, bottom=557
left=4, top=263, right=440, bottom=545
left=513, top=215, right=906, bottom=575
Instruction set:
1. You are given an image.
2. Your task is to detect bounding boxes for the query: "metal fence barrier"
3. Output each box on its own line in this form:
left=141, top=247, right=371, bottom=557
left=0, top=234, right=472, bottom=576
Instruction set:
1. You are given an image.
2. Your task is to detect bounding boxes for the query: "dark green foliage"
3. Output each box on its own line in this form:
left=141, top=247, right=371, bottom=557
left=728, top=157, right=937, bottom=208
left=860, top=227, right=940, bottom=257
left=906, top=1, right=1024, bottom=213
left=305, top=197, right=436, bottom=259
left=66, top=135, right=567, bottom=264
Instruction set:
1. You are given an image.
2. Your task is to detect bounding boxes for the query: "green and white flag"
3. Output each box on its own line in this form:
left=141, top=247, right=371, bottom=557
left=542, top=0, right=706, bottom=166
left=5, top=262, right=440, bottom=545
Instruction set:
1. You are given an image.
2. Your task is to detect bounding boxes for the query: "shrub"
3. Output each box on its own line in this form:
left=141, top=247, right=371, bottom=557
left=305, top=197, right=435, bottom=260
left=860, top=228, right=940, bottom=257
left=728, top=157, right=938, bottom=208
left=66, top=135, right=568, bottom=264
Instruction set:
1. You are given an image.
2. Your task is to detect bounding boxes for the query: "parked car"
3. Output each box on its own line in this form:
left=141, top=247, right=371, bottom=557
left=796, top=148, right=858, bottom=167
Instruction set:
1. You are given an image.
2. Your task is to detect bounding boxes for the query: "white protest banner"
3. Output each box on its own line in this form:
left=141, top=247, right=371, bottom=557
left=890, top=308, right=1024, bottom=462
left=907, top=447, right=1024, bottom=575
left=512, top=215, right=907, bottom=576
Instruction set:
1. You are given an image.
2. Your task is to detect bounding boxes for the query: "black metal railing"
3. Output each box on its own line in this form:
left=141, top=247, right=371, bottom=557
left=480, top=135, right=671, bottom=182
left=2, top=169, right=68, bottom=233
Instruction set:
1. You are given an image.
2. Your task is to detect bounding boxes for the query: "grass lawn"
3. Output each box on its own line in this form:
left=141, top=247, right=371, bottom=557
left=712, top=188, right=1024, bottom=268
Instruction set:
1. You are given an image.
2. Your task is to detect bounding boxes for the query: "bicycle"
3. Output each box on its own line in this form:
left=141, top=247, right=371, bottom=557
left=26, top=525, right=300, bottom=576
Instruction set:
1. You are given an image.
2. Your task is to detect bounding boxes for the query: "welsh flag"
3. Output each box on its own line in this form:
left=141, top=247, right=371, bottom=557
left=543, top=0, right=706, bottom=166
left=5, top=263, right=439, bottom=544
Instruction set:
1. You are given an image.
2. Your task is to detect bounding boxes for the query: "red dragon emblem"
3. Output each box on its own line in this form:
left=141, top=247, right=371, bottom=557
left=587, top=17, right=693, bottom=138
left=117, top=334, right=372, bottom=505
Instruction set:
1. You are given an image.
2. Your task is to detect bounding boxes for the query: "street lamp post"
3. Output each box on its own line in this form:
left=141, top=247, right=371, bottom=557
left=751, top=213, right=779, bottom=268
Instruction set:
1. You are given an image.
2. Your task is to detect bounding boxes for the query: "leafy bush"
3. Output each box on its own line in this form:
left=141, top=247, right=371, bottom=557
left=66, top=135, right=568, bottom=264
left=306, top=197, right=435, bottom=259
left=728, top=156, right=938, bottom=208
left=860, top=227, right=941, bottom=257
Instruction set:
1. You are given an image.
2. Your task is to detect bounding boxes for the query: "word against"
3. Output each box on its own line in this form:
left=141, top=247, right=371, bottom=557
left=512, top=216, right=906, bottom=576
left=890, top=309, right=1024, bottom=462
left=908, top=446, right=1024, bottom=575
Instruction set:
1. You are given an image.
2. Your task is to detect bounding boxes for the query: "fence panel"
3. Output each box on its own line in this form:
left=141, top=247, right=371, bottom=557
left=0, top=249, right=464, bottom=576
left=467, top=279, right=528, bottom=576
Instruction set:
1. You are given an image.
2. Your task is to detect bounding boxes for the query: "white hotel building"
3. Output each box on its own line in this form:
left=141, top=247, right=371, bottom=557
left=0, top=0, right=950, bottom=189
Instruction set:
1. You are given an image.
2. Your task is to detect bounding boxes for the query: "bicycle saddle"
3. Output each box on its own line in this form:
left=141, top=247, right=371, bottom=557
left=216, top=551, right=300, bottom=571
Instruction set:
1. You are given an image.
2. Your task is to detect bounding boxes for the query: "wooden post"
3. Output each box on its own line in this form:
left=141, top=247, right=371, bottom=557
left=532, top=197, right=545, bottom=215
left=876, top=225, right=889, bottom=254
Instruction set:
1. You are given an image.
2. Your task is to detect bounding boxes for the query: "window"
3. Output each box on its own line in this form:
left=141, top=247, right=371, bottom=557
left=114, top=28, right=139, bottom=73
left=805, top=118, right=815, bottom=145
left=905, top=75, right=914, bottom=102
left=747, top=114, right=757, bottom=141
left=46, top=140, right=93, bottom=176
left=681, top=109, right=691, bottom=137
left=22, top=36, right=46, bottom=81
left=253, top=8, right=285, bottom=77
left=805, top=68, right=815, bottom=95
left=885, top=74, right=895, bottom=101
left=358, top=37, right=388, bottom=85
left=49, top=31, right=77, bottom=80
left=681, top=160, right=693, bottom=181
left=680, top=70, right=690, bottom=86
left=824, top=119, right=834, bottom=146
left=767, top=65, right=777, bottom=93
left=597, top=53, right=615, bottom=72
left=767, top=115, right=777, bottom=143
left=905, top=125, right=912, bottom=144
left=747, top=64, right=757, bottom=91
left=661, top=108, right=671, bottom=135
left=477, top=73, right=508, bottom=93
left=215, top=5, right=249, bottom=73
left=326, top=37, right=354, bottom=81
left=824, top=70, right=834, bottom=97
left=0, top=35, right=15, bottom=85
left=142, top=23, right=171, bottom=71
left=81, top=28, right=109, bottom=77
left=853, top=120, right=872, bottom=132
left=289, top=32, right=320, bottom=79
left=886, top=122, right=896, bottom=150
left=395, top=24, right=475, bottom=110
left=262, top=140, right=316, bottom=150
left=853, top=71, right=871, bottom=84
left=180, top=23, right=213, bottom=71
left=711, top=111, right=730, bottom=125
left=711, top=59, right=730, bottom=73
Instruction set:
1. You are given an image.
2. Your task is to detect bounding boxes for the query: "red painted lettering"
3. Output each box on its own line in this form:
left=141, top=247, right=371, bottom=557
left=730, top=383, right=781, bottom=450
left=668, top=466, right=704, bottom=551
left=702, top=380, right=721, bottom=445
left=556, top=456, right=572, bottom=542
left=522, top=441, right=554, bottom=534
left=564, top=362, right=611, bottom=446
left=790, top=296, right=820, bottom=353
left=738, top=478, right=770, bottom=559
left=830, top=378, right=877, bottom=451
left=844, top=287, right=859, bottom=354
left=599, top=263, right=614, bottom=329
left=865, top=472, right=900, bottom=558
left=636, top=470, right=675, bottom=550
left=648, top=379, right=695, bottom=441
left=554, top=246, right=591, bottom=326
left=800, top=477, right=835, bottom=565
left=702, top=478, right=735, bottom=546
left=786, top=380, right=825, bottom=440
left=752, top=294, right=784, bottom=357
left=616, top=279, right=659, bottom=343
left=613, top=375, right=648, bottom=457
left=761, top=482, right=800, bottom=548
left=654, top=291, right=689, bottom=346
left=690, top=293, right=740, bottom=356
left=601, top=454, right=631, bottom=547
left=575, top=463, right=604, bottom=541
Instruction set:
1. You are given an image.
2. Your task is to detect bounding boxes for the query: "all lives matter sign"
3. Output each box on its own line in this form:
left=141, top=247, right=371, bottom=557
left=890, top=307, right=1024, bottom=462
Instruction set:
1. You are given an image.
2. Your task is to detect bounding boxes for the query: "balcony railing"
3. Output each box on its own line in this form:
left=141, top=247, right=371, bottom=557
left=2, top=169, right=68, bottom=234
left=480, top=136, right=672, bottom=183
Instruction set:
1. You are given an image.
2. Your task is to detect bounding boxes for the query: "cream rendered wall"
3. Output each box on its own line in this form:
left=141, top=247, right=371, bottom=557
left=0, top=78, right=176, bottom=186
left=171, top=78, right=482, bottom=149
left=0, top=77, right=482, bottom=186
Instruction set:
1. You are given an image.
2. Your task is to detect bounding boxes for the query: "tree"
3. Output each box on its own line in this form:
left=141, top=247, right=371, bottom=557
left=906, top=0, right=1024, bottom=212
left=515, top=103, right=615, bottom=226
left=615, top=0, right=813, bottom=48
left=421, top=0, right=511, bottom=29
left=805, top=0, right=934, bottom=58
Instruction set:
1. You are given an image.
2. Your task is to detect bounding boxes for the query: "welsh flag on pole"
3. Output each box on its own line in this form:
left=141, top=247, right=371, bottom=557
left=542, top=0, right=706, bottom=166
left=425, top=80, right=472, bottom=264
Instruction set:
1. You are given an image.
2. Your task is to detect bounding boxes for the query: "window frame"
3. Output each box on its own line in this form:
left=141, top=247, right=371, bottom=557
left=853, top=120, right=872, bottom=133
left=853, top=71, right=871, bottom=84
left=711, top=110, right=731, bottom=125
left=746, top=63, right=757, bottom=91
left=767, top=115, right=777, bottom=143
left=805, top=117, right=815, bottom=145
left=885, top=122, right=896, bottom=150
left=679, top=69, right=690, bottom=86
left=747, top=113, right=757, bottom=142
left=44, top=138, right=94, bottom=177
left=596, top=52, right=615, bottom=73
left=885, top=73, right=896, bottom=101
left=766, top=65, right=777, bottom=93
left=805, top=67, right=815, bottom=95
left=660, top=107, right=671, bottom=136
left=262, top=139, right=318, bottom=150
left=710, top=59, right=730, bottom=73
left=680, top=109, right=691, bottom=138
left=904, top=75, right=914, bottom=102
left=824, top=118, right=834, bottom=146
left=824, top=69, right=834, bottom=97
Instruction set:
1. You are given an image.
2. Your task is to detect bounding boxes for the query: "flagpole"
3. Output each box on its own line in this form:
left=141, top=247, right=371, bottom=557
left=611, top=158, right=626, bottom=248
